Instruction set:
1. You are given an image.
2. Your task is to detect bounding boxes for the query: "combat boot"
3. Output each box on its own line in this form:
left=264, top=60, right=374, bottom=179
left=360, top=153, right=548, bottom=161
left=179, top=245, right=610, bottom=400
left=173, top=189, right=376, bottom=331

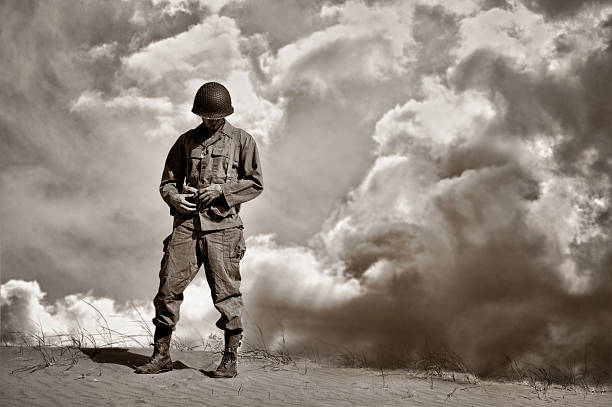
left=134, top=326, right=173, bottom=374
left=211, top=330, right=242, bottom=378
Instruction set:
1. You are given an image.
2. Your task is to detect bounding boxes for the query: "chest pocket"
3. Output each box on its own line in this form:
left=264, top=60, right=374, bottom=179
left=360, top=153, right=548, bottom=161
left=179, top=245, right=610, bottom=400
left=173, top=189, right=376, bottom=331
left=211, top=143, right=227, bottom=158
left=187, top=133, right=239, bottom=187
left=210, top=143, right=229, bottom=184
left=187, top=143, right=205, bottom=186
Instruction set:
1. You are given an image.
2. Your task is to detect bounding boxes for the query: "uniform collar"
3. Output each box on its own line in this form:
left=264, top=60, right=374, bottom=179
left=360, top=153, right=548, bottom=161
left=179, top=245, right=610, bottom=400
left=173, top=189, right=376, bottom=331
left=219, top=119, right=235, bottom=137
left=196, top=119, right=234, bottom=138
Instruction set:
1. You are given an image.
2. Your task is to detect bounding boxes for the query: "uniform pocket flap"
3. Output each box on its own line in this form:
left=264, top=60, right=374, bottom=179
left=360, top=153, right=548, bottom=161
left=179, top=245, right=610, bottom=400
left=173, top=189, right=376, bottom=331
left=211, top=143, right=228, bottom=157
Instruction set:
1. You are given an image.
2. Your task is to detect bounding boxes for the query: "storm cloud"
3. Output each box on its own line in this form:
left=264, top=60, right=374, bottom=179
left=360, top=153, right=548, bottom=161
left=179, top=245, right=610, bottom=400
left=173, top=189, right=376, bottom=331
left=1, top=0, right=611, bottom=376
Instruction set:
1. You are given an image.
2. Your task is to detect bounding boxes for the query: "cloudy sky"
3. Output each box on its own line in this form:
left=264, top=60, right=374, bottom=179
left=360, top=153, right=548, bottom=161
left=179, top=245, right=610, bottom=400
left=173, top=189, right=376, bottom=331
left=1, top=0, right=611, bottom=375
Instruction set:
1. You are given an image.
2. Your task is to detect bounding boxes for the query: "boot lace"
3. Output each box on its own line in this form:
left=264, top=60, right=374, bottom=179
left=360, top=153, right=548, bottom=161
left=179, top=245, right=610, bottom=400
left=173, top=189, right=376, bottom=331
left=219, top=348, right=237, bottom=368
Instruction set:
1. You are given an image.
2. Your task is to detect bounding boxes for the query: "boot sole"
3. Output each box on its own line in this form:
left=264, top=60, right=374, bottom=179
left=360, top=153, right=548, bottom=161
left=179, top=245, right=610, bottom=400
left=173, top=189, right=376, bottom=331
left=134, top=366, right=173, bottom=374
left=211, top=373, right=237, bottom=378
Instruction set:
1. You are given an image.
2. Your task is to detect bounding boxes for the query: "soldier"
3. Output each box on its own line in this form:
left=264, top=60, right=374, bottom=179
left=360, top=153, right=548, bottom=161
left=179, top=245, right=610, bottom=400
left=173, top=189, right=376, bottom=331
left=135, top=82, right=263, bottom=377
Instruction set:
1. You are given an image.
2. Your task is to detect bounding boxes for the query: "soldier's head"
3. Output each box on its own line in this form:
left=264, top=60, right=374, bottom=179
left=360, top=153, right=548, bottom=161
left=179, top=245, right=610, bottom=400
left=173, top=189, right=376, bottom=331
left=191, top=82, right=233, bottom=131
left=201, top=117, right=224, bottom=131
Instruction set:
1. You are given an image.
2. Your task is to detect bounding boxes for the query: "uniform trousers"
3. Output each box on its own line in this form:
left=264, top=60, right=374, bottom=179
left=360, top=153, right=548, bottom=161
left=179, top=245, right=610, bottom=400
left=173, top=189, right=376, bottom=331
left=152, top=224, right=246, bottom=332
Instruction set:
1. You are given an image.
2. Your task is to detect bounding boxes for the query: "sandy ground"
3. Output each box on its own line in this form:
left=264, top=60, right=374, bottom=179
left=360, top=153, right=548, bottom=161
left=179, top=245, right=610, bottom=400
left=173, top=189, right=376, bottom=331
left=1, top=346, right=610, bottom=407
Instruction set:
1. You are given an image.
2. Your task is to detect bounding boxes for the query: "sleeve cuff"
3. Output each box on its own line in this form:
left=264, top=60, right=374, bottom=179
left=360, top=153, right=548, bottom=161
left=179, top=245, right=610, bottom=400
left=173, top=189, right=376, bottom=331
left=221, top=184, right=235, bottom=207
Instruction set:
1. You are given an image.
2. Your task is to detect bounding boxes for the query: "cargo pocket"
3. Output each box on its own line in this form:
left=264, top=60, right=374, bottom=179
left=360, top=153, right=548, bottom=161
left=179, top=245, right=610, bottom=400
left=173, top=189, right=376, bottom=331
left=234, top=230, right=246, bottom=261
left=223, top=227, right=245, bottom=281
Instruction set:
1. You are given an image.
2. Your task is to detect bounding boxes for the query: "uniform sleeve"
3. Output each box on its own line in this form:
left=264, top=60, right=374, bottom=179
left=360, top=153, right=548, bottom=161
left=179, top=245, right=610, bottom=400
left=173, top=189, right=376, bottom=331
left=220, top=131, right=263, bottom=208
left=159, top=135, right=186, bottom=214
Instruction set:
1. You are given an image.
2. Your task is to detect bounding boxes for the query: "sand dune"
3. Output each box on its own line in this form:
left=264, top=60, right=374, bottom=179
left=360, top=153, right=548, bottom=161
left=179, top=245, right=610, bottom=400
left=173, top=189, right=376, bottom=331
left=1, top=347, right=610, bottom=406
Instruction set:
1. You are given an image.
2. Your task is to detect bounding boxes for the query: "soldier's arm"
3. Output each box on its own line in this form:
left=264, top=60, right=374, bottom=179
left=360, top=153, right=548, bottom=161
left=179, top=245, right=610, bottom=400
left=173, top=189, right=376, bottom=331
left=159, top=135, right=196, bottom=214
left=220, top=131, right=263, bottom=208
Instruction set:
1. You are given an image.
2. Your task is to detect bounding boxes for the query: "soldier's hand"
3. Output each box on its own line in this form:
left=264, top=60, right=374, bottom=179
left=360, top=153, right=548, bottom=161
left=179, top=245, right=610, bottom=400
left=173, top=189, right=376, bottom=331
left=182, top=184, right=198, bottom=195
left=198, top=184, right=223, bottom=207
left=170, top=193, right=197, bottom=214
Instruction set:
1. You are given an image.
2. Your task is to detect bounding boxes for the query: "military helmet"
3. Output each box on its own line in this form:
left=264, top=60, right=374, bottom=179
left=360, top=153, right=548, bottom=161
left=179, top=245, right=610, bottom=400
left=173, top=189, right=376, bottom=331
left=191, top=82, right=234, bottom=118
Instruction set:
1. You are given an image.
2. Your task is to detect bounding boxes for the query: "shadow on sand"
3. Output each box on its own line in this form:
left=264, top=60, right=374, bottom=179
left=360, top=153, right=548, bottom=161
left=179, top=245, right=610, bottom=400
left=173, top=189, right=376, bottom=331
left=81, top=348, right=192, bottom=371
left=199, top=369, right=217, bottom=378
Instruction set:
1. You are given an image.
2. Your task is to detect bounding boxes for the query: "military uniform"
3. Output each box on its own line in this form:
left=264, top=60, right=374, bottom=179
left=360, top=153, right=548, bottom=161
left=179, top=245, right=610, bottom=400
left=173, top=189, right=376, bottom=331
left=135, top=82, right=262, bottom=377
left=154, top=119, right=263, bottom=332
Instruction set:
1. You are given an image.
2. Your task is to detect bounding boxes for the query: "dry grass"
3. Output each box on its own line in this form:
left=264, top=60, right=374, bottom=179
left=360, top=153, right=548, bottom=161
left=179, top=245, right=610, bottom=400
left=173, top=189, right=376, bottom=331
left=5, top=330, right=84, bottom=373
left=4, top=332, right=610, bottom=396
left=241, top=322, right=293, bottom=366
left=2, top=301, right=610, bottom=395
left=505, top=356, right=611, bottom=397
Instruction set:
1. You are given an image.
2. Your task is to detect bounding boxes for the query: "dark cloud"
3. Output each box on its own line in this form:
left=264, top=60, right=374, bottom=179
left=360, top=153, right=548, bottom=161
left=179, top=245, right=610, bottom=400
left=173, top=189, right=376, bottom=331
left=451, top=44, right=612, bottom=182
left=482, top=0, right=511, bottom=10
left=242, top=3, right=612, bottom=376
left=561, top=47, right=612, bottom=176
left=2, top=0, right=611, bottom=379
left=522, top=0, right=612, bottom=18
left=412, top=4, right=461, bottom=78
left=222, top=0, right=343, bottom=52
left=452, top=49, right=583, bottom=137
left=1, top=247, right=87, bottom=302
left=0, top=0, right=202, bottom=302
left=246, top=158, right=610, bottom=377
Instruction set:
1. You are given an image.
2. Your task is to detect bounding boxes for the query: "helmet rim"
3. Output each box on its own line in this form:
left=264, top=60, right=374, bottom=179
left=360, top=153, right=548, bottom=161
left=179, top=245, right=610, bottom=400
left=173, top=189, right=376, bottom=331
left=191, top=82, right=234, bottom=118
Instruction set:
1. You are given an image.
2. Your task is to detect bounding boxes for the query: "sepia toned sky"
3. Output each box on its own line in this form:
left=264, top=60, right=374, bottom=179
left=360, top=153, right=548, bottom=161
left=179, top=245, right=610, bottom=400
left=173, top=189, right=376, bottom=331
left=2, top=0, right=611, bottom=374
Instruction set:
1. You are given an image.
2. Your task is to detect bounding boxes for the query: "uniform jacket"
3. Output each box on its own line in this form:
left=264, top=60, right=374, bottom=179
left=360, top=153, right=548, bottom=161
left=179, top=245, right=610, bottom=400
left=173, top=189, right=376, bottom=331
left=160, top=120, right=263, bottom=231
